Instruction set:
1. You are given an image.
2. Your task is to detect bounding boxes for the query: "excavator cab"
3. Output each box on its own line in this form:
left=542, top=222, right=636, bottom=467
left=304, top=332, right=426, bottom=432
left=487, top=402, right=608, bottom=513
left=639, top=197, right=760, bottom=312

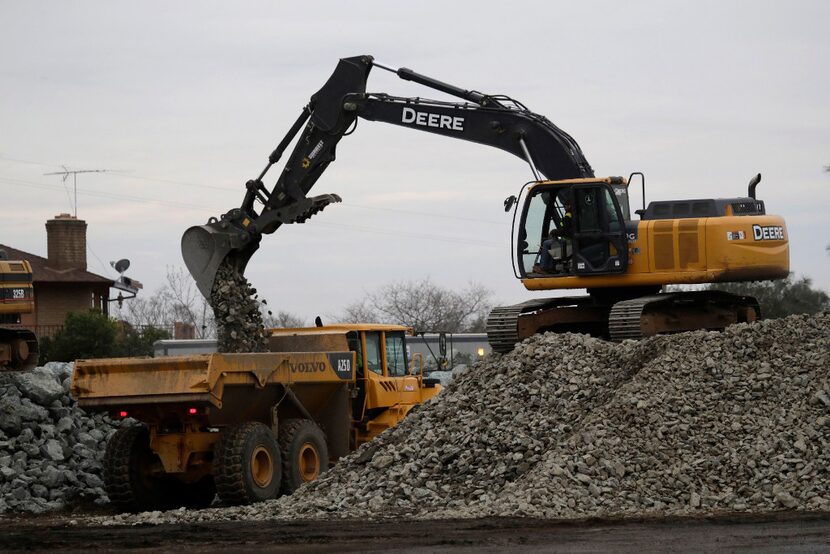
left=517, top=179, right=629, bottom=278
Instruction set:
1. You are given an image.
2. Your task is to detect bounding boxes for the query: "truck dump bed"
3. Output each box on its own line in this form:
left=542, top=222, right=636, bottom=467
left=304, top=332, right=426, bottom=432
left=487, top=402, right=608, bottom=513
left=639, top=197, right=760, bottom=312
left=72, top=351, right=355, bottom=409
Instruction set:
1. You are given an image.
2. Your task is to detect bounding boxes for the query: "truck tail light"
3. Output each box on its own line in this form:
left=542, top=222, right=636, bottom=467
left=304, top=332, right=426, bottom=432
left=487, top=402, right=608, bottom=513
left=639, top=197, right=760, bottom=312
left=119, top=411, right=128, bottom=418
left=188, top=408, right=197, bottom=415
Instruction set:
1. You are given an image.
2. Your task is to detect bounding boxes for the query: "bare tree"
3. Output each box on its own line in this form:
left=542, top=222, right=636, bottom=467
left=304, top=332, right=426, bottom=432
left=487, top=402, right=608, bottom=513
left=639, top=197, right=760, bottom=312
left=116, top=292, right=169, bottom=328
left=339, top=278, right=493, bottom=333
left=707, top=275, right=829, bottom=319
left=113, top=266, right=215, bottom=338
left=163, top=266, right=214, bottom=338
left=262, top=309, right=305, bottom=328
left=339, top=298, right=382, bottom=324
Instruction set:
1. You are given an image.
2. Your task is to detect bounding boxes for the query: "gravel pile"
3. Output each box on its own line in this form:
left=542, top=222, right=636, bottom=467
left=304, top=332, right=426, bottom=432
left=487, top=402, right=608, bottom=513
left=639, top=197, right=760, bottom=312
left=210, top=264, right=268, bottom=353
left=0, top=362, right=126, bottom=514
left=101, top=311, right=830, bottom=525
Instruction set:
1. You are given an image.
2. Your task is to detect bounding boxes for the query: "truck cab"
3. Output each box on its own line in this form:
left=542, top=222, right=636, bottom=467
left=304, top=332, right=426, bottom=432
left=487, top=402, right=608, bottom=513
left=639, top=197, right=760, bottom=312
left=268, top=323, right=439, bottom=448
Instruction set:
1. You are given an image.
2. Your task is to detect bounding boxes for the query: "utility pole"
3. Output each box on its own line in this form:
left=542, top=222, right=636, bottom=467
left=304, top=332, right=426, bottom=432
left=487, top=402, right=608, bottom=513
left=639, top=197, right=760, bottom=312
left=44, top=167, right=115, bottom=217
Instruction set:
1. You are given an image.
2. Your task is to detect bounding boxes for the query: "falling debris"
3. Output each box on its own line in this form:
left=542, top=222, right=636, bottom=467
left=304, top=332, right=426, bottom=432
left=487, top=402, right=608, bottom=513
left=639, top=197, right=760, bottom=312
left=210, top=264, right=269, bottom=353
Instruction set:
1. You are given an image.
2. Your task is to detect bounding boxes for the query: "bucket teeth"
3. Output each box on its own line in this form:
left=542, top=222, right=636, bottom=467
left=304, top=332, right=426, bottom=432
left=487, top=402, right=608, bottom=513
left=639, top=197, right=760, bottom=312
left=293, top=194, right=341, bottom=223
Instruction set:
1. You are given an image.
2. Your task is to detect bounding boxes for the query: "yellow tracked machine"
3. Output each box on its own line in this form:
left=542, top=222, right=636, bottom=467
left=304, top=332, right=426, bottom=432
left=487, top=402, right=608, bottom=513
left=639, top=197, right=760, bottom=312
left=0, top=252, right=38, bottom=372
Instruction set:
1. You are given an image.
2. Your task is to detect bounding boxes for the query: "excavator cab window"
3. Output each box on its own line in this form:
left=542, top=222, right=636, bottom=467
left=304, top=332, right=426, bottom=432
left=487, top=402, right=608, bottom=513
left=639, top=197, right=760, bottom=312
left=518, top=189, right=569, bottom=275
left=517, top=183, right=628, bottom=277
left=570, top=184, right=628, bottom=275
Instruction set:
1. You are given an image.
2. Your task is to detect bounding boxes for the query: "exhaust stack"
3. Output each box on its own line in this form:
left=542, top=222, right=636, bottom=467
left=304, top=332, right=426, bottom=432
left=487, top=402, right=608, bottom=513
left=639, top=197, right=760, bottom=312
left=748, top=173, right=761, bottom=199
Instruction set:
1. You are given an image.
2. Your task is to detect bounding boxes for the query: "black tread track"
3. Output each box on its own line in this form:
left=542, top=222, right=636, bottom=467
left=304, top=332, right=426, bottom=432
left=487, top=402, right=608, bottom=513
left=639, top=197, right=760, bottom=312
left=278, top=418, right=328, bottom=495
left=213, top=421, right=279, bottom=505
left=104, top=425, right=161, bottom=512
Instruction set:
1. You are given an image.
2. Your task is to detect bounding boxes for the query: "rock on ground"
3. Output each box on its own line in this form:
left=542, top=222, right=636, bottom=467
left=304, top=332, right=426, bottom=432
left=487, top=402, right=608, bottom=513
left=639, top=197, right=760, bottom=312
left=0, top=362, right=128, bottom=514
left=100, top=312, right=830, bottom=526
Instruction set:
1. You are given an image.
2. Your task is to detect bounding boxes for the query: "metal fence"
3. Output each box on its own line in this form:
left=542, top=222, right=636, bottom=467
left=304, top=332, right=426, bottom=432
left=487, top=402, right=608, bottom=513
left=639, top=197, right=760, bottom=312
left=18, top=323, right=179, bottom=339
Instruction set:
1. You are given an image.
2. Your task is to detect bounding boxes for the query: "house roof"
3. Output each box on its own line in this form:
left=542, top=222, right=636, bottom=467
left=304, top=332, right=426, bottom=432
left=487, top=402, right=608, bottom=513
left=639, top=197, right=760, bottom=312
left=0, top=244, right=113, bottom=285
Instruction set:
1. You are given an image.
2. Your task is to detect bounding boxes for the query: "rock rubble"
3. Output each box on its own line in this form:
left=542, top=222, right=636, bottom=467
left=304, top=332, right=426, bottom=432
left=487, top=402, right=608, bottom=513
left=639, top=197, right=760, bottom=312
left=211, top=263, right=268, bottom=353
left=0, top=363, right=126, bottom=514
left=101, top=312, right=829, bottom=525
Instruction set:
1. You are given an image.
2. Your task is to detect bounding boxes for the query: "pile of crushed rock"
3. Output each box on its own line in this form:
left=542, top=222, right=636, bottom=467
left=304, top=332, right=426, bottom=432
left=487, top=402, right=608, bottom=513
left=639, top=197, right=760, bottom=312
left=103, top=311, right=829, bottom=525
left=211, top=263, right=269, bottom=353
left=0, top=363, right=125, bottom=514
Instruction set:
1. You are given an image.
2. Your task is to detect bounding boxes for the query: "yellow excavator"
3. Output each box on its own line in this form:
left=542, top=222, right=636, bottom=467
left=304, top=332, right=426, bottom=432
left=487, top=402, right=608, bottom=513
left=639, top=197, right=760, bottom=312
left=0, top=250, right=38, bottom=371
left=181, top=55, right=789, bottom=353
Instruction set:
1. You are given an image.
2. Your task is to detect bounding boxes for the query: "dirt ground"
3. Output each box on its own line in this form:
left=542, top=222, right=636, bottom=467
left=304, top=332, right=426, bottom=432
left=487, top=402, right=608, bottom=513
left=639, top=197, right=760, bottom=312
left=1, top=512, right=829, bottom=553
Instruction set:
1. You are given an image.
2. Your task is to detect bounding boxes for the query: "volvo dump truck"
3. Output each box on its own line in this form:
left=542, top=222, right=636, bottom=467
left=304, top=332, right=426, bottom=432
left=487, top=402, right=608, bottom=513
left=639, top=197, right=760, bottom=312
left=181, top=55, right=789, bottom=354
left=0, top=251, right=38, bottom=371
left=71, top=324, right=440, bottom=511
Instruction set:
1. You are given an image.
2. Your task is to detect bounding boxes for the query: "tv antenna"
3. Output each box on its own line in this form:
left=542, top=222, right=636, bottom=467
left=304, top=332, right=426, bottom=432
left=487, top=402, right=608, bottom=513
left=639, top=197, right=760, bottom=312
left=43, top=167, right=117, bottom=217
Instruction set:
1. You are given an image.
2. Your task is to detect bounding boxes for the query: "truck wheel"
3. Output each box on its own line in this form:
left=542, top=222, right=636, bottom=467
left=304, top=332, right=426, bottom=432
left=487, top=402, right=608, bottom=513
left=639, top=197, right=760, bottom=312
left=104, top=426, right=168, bottom=512
left=279, top=419, right=328, bottom=494
left=213, top=422, right=281, bottom=505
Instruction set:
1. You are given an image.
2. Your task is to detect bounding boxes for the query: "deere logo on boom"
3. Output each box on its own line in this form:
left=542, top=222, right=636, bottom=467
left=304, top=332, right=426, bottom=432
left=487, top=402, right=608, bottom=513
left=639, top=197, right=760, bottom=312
left=401, top=107, right=464, bottom=131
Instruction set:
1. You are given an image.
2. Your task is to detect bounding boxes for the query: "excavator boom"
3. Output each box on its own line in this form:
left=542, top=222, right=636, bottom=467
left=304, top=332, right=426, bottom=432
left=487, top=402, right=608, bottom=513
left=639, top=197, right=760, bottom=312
left=182, top=55, right=592, bottom=298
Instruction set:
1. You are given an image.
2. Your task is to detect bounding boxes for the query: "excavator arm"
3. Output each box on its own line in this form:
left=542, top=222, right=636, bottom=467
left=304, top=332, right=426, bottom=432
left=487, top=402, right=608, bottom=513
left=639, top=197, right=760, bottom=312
left=182, top=55, right=593, bottom=298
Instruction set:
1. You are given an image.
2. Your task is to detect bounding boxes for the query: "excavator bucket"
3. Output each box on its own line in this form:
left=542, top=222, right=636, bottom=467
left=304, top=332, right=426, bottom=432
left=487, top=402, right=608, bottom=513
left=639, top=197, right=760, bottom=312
left=181, top=221, right=260, bottom=300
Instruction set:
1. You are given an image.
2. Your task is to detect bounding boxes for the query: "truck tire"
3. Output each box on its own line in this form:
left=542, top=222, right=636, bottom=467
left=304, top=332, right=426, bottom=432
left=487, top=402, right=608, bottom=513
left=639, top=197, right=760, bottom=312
left=104, top=426, right=168, bottom=512
left=279, top=419, right=329, bottom=494
left=213, top=422, right=281, bottom=505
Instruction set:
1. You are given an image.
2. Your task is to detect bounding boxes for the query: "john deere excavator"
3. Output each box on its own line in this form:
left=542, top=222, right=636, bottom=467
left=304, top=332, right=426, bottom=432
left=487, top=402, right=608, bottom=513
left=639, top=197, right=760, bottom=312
left=0, top=250, right=38, bottom=371
left=182, top=55, right=789, bottom=353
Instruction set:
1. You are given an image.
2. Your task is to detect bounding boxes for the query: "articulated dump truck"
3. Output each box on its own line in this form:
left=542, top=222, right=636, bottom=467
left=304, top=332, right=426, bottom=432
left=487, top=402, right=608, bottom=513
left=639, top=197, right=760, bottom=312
left=71, top=324, right=441, bottom=511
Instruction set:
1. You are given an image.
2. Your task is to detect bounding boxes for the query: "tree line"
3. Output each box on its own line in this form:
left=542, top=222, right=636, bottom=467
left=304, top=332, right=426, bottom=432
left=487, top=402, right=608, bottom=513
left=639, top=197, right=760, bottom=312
left=39, top=266, right=827, bottom=362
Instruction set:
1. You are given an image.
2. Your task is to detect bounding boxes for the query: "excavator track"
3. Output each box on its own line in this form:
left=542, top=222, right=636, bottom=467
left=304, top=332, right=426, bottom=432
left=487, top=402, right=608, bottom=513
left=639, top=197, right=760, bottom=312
left=608, top=291, right=760, bottom=342
left=487, top=291, right=760, bottom=353
left=486, top=296, right=610, bottom=354
left=607, top=294, right=671, bottom=341
left=486, top=298, right=554, bottom=353
left=0, top=327, right=39, bottom=372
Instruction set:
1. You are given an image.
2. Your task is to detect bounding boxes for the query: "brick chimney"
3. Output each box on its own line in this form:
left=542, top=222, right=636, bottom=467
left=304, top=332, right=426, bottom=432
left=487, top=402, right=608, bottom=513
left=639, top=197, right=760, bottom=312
left=46, top=214, right=87, bottom=270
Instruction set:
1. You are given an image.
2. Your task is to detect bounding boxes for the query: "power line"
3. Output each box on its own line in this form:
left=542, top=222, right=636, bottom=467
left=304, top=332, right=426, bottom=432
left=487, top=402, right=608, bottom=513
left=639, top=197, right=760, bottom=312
left=0, top=175, right=504, bottom=248
left=3, top=154, right=506, bottom=225
left=0, top=176, right=220, bottom=211
left=43, top=168, right=119, bottom=217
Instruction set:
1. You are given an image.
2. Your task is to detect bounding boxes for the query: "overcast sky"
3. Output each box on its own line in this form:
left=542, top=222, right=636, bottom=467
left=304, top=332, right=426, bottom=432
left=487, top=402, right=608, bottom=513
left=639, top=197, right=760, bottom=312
left=2, top=1, right=828, bottom=323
